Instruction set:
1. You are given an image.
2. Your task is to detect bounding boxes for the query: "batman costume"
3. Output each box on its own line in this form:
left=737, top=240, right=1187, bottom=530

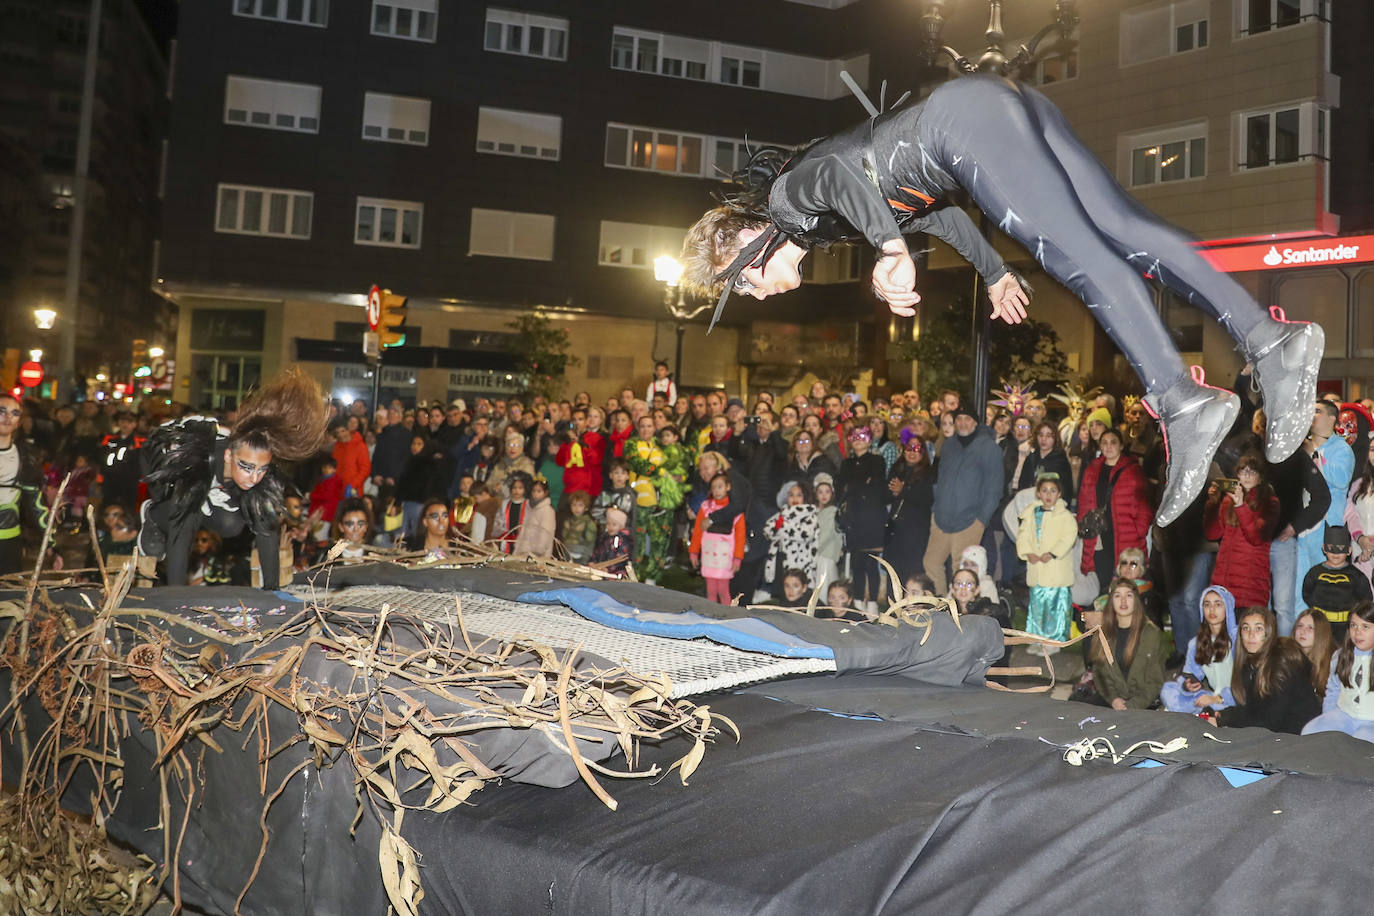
left=707, top=75, right=1324, bottom=526
left=140, top=418, right=285, bottom=589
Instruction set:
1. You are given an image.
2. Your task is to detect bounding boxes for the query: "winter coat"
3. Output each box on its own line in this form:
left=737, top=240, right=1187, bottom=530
left=488, top=454, right=536, bottom=497
left=1204, top=488, right=1278, bottom=608
left=332, top=431, right=371, bottom=495
left=395, top=450, right=438, bottom=504
left=557, top=431, right=604, bottom=498
left=1077, top=456, right=1152, bottom=574
left=786, top=452, right=838, bottom=486
left=371, top=424, right=412, bottom=482
left=836, top=452, right=888, bottom=551
left=1217, top=653, right=1320, bottom=734
left=1092, top=619, right=1168, bottom=709
left=513, top=496, right=556, bottom=557
left=931, top=427, right=1004, bottom=532
left=1016, top=498, right=1077, bottom=588
left=1014, top=448, right=1075, bottom=504
left=765, top=498, right=819, bottom=584
left=815, top=504, right=843, bottom=564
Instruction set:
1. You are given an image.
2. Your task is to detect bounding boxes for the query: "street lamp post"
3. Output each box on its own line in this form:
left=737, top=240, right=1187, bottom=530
left=653, top=256, right=711, bottom=394
left=918, top=0, right=1078, bottom=418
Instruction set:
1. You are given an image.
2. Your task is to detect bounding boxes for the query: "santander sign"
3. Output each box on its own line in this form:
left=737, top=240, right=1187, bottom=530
left=1199, top=234, right=1374, bottom=273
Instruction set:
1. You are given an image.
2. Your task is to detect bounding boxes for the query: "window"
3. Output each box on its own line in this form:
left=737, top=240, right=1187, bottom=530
left=1240, top=104, right=1331, bottom=169
left=362, top=92, right=431, bottom=145
left=476, top=108, right=561, bottom=159
left=355, top=197, right=423, bottom=248
left=1126, top=123, right=1207, bottom=185
left=469, top=208, right=555, bottom=260
left=216, top=184, right=313, bottom=239
left=485, top=8, right=568, bottom=60
left=1121, top=1, right=1208, bottom=66
left=608, top=28, right=711, bottom=82
left=224, top=76, right=321, bottom=133
left=713, top=138, right=752, bottom=176
left=371, top=0, right=436, bottom=42
left=233, top=0, right=329, bottom=27
left=1241, top=0, right=1311, bottom=35
left=604, top=123, right=705, bottom=176
left=598, top=221, right=688, bottom=269
left=720, top=55, right=762, bottom=88
left=1032, top=47, right=1078, bottom=84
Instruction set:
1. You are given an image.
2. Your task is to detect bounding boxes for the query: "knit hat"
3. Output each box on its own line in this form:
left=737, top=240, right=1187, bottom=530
left=812, top=472, right=834, bottom=491
left=1086, top=407, right=1113, bottom=428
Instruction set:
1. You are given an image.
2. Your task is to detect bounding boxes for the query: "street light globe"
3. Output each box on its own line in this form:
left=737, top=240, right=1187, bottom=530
left=29, top=349, right=43, bottom=362
left=148, top=346, right=165, bottom=358
left=653, top=255, right=684, bottom=287
left=33, top=307, right=57, bottom=330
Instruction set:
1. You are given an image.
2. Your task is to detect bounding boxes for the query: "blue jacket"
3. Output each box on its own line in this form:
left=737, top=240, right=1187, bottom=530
left=932, top=426, right=1004, bottom=531
left=1180, top=584, right=1238, bottom=708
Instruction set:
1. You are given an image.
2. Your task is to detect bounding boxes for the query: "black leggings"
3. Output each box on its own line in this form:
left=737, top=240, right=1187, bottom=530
left=919, top=77, right=1268, bottom=394
left=850, top=549, right=883, bottom=603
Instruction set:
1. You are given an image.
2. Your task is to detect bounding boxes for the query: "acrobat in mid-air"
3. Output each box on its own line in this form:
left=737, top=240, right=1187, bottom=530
left=138, top=368, right=329, bottom=589
left=681, top=74, right=1322, bottom=526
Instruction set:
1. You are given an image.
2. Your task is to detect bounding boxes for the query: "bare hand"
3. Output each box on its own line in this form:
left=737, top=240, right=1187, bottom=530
left=1230, top=484, right=1245, bottom=505
left=872, top=241, right=920, bottom=316
left=1027, top=554, right=1040, bottom=564
left=988, top=273, right=1029, bottom=325
left=1183, top=676, right=1202, bottom=693
left=690, top=554, right=700, bottom=569
left=1039, top=552, right=1053, bottom=563
left=1111, top=698, right=1128, bottom=712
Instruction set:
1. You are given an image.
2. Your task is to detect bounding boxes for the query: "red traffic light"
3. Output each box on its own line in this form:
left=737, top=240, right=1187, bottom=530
left=18, top=361, right=43, bottom=388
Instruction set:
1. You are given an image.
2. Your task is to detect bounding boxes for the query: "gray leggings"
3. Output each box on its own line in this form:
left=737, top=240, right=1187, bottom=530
left=919, top=77, right=1268, bottom=393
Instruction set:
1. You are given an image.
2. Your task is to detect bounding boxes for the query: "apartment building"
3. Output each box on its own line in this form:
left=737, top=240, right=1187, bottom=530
left=0, top=0, right=170, bottom=391
left=157, top=0, right=903, bottom=409
left=924, top=0, right=1373, bottom=394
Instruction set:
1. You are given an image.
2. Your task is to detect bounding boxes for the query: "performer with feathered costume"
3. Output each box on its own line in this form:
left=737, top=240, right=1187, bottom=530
left=680, top=74, right=1323, bottom=526
left=138, top=368, right=329, bottom=590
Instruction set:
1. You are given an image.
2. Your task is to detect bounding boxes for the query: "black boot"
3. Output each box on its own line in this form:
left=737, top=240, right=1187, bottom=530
left=137, top=500, right=166, bottom=560
left=1144, top=369, right=1240, bottom=527
left=1243, top=306, right=1324, bottom=462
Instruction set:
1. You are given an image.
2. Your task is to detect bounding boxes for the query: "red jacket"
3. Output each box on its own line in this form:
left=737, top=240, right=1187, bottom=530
left=310, top=474, right=346, bottom=528
left=607, top=426, right=633, bottom=460
left=332, top=431, right=371, bottom=495
left=1077, top=455, right=1153, bottom=574
left=557, top=431, right=604, bottom=498
left=1204, top=490, right=1278, bottom=608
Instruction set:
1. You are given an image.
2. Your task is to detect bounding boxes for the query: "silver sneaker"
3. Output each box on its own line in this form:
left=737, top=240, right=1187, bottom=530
left=1144, top=368, right=1240, bottom=527
left=1244, top=306, right=1324, bottom=463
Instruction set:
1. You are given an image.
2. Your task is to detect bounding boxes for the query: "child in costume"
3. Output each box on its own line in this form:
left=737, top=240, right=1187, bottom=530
left=1301, top=525, right=1372, bottom=643
left=812, top=472, right=843, bottom=591
left=562, top=490, right=597, bottom=564
left=592, top=506, right=633, bottom=578
left=1016, top=474, right=1076, bottom=648
left=139, top=368, right=328, bottom=590
left=491, top=471, right=532, bottom=555
left=592, top=459, right=637, bottom=539
left=513, top=478, right=556, bottom=558
left=309, top=457, right=345, bottom=540
left=689, top=472, right=745, bottom=604
left=764, top=479, right=819, bottom=594
left=1303, top=601, right=1374, bottom=742
left=1160, top=585, right=1238, bottom=714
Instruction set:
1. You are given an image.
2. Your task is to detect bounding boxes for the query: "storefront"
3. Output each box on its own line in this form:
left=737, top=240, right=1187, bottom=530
left=1199, top=233, right=1374, bottom=399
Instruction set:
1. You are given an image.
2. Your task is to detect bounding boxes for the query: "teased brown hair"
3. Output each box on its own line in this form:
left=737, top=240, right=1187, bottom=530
left=680, top=206, right=767, bottom=300
left=230, top=367, right=329, bottom=463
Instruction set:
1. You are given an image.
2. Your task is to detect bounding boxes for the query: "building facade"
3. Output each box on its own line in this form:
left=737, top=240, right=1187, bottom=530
left=0, top=0, right=171, bottom=394
left=159, top=0, right=908, bottom=410
left=923, top=0, right=1373, bottom=396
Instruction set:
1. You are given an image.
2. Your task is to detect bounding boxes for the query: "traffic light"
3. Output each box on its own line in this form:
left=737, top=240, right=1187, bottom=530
left=132, top=339, right=151, bottom=378
left=379, top=290, right=407, bottom=348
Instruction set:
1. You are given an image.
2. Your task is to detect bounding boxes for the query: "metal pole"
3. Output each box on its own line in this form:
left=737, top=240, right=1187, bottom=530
left=370, top=353, right=382, bottom=413
left=674, top=321, right=685, bottom=394
left=61, top=0, right=102, bottom=395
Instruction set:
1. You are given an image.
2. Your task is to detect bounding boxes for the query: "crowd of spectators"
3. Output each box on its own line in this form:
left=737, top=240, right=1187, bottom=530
left=5, top=364, right=1374, bottom=742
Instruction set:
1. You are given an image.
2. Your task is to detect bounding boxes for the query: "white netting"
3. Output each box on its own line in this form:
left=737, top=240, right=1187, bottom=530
left=287, top=584, right=835, bottom=698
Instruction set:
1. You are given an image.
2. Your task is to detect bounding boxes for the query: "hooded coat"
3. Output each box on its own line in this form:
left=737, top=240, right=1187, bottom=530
left=764, top=481, right=819, bottom=584
left=1077, top=454, right=1153, bottom=574
left=1204, top=485, right=1278, bottom=607
left=1161, top=585, right=1239, bottom=712
left=1016, top=496, right=1077, bottom=588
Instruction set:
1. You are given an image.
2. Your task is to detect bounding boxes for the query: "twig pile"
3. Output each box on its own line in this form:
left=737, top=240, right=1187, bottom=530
left=0, top=484, right=738, bottom=916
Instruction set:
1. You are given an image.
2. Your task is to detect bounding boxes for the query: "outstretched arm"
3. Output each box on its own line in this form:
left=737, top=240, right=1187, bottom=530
left=911, top=208, right=1027, bottom=324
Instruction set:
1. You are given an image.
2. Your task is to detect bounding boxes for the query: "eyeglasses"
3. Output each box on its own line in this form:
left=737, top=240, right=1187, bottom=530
left=1121, top=560, right=1142, bottom=568
left=1324, top=546, right=1348, bottom=554
left=795, top=437, right=811, bottom=445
